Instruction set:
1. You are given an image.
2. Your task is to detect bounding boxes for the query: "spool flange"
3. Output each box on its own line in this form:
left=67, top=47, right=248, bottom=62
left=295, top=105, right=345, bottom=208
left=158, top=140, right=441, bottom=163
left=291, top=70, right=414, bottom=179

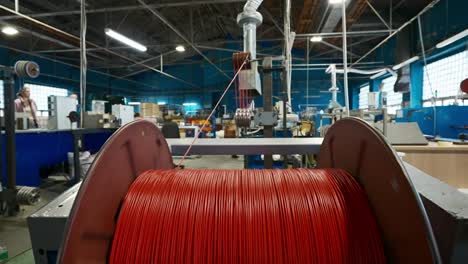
left=319, top=117, right=440, bottom=263
left=59, top=120, right=173, bottom=263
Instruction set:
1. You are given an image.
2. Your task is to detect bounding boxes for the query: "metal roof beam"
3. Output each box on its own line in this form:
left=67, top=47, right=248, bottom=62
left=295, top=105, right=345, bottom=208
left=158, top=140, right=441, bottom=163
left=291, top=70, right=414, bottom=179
left=0, top=0, right=245, bottom=20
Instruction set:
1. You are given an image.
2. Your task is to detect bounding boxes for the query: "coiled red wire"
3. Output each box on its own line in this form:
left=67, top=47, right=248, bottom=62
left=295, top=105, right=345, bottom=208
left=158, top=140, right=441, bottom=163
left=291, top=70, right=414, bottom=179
left=110, top=169, right=386, bottom=263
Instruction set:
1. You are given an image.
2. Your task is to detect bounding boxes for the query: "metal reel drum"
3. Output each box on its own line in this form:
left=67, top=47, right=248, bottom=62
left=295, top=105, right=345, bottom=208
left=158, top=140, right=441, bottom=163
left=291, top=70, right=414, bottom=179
left=318, top=117, right=441, bottom=263
left=59, top=120, right=173, bottom=263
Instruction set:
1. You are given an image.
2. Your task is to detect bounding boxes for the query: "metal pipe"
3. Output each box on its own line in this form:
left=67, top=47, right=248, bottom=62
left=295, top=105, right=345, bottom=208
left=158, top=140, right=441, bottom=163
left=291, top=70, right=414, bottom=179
left=244, top=0, right=263, bottom=11
left=261, top=6, right=284, bottom=36
left=366, top=0, right=391, bottom=30
left=284, top=0, right=292, bottom=105
left=14, top=0, right=18, bottom=12
left=330, top=64, right=338, bottom=103
left=322, top=40, right=360, bottom=58
left=80, top=0, right=86, bottom=127
left=244, top=23, right=258, bottom=59
left=0, top=5, right=198, bottom=88
left=138, top=0, right=230, bottom=80
left=33, top=38, right=287, bottom=54
left=3, top=71, right=15, bottom=190
left=0, top=45, right=199, bottom=96
left=352, top=0, right=441, bottom=66
left=341, top=0, right=350, bottom=116
left=296, top=29, right=393, bottom=38
left=160, top=55, right=163, bottom=72
left=306, top=40, right=309, bottom=107
left=0, top=0, right=246, bottom=20
left=293, top=61, right=384, bottom=66
left=262, top=57, right=273, bottom=169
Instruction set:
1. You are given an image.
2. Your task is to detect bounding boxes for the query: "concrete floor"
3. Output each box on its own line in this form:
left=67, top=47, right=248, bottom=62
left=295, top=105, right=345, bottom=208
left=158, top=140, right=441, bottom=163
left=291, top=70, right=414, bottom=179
left=0, top=155, right=243, bottom=263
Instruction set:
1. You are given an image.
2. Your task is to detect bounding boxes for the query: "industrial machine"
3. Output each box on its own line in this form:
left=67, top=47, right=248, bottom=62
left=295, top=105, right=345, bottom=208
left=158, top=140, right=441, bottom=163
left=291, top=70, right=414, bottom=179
left=27, top=119, right=468, bottom=263
left=91, top=100, right=107, bottom=114
left=83, top=112, right=118, bottom=129
left=1, top=60, right=40, bottom=216
left=14, top=112, right=31, bottom=130
left=111, top=104, right=134, bottom=126
left=47, top=95, right=78, bottom=130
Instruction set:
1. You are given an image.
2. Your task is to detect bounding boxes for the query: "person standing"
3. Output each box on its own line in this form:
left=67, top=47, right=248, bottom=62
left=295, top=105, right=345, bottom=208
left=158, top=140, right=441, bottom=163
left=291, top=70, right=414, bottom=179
left=14, top=86, right=38, bottom=128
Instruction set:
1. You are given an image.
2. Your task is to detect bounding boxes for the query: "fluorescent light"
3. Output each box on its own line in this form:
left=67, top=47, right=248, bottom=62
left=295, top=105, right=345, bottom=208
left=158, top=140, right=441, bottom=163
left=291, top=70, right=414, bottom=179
left=392, top=56, right=419, bottom=70
left=175, top=45, right=186, bottom=52
left=2, top=26, right=18, bottom=36
left=329, top=0, right=345, bottom=4
left=128, top=102, right=141, bottom=105
left=157, top=102, right=166, bottom=105
left=436, top=29, right=468, bottom=49
left=105, top=28, right=147, bottom=52
left=310, top=36, right=323, bottom=42
left=370, top=70, right=387, bottom=80
left=183, top=102, right=197, bottom=106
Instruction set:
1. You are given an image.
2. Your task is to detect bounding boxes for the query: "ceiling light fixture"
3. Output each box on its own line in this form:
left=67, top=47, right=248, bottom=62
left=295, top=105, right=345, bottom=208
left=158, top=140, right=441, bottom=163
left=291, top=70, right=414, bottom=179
left=105, top=28, right=147, bottom=52
left=183, top=102, right=197, bottom=106
left=175, top=45, right=186, bottom=52
left=128, top=102, right=141, bottom=105
left=2, top=26, right=19, bottom=36
left=310, top=36, right=323, bottom=42
left=436, top=29, right=468, bottom=49
left=392, top=56, right=419, bottom=70
left=157, top=102, right=166, bottom=105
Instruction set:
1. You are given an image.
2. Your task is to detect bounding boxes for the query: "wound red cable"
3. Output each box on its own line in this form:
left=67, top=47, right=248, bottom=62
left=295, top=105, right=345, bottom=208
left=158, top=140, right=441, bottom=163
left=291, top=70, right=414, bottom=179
left=110, top=169, right=386, bottom=263
left=176, top=58, right=248, bottom=167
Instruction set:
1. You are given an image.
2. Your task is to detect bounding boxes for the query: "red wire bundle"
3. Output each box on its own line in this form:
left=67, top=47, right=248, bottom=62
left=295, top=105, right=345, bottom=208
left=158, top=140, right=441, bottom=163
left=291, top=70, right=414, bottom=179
left=110, top=169, right=386, bottom=263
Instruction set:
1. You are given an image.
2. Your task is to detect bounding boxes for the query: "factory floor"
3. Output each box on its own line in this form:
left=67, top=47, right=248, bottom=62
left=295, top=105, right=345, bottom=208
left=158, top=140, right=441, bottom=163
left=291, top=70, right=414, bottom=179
left=0, top=155, right=243, bottom=264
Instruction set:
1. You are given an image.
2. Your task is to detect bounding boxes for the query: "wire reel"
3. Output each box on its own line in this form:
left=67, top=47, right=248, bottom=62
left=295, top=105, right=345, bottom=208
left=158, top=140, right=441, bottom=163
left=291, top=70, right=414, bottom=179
left=14, top=61, right=40, bottom=78
left=58, top=118, right=441, bottom=263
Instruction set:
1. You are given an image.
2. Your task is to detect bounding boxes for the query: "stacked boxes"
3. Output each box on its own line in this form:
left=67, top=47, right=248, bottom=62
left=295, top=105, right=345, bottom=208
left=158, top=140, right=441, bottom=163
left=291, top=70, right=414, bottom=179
left=140, top=103, right=162, bottom=118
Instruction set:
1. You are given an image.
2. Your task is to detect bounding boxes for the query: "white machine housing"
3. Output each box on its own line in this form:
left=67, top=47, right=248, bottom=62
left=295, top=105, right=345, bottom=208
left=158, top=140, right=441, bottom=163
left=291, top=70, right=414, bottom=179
left=91, top=100, right=107, bottom=114
left=112, top=105, right=135, bottom=126
left=368, top=92, right=380, bottom=110
left=48, top=96, right=78, bottom=130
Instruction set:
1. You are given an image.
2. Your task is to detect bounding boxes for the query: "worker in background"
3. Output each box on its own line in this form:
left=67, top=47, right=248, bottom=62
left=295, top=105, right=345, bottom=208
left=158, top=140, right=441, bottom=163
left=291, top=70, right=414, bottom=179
left=14, top=86, right=38, bottom=128
left=69, top=93, right=81, bottom=112
left=68, top=93, right=81, bottom=127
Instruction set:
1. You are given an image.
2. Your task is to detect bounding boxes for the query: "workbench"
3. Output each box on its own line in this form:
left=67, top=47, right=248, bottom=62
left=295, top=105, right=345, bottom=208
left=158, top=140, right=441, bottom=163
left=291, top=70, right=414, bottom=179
left=1, top=128, right=115, bottom=187
left=395, top=142, right=468, bottom=189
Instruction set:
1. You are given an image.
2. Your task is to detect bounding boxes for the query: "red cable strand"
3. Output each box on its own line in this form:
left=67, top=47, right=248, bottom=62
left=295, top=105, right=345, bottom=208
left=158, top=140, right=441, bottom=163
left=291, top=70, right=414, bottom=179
left=110, top=169, right=386, bottom=264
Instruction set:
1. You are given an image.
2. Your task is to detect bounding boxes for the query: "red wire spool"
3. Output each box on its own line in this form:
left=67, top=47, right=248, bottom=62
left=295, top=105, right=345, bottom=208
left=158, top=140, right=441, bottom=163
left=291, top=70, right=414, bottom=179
left=110, top=169, right=385, bottom=263
left=58, top=118, right=441, bottom=263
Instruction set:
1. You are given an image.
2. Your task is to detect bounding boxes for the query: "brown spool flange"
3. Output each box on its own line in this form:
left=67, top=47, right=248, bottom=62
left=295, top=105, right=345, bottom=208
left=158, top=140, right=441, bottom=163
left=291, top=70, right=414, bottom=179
left=58, top=120, right=173, bottom=263
left=318, top=117, right=441, bottom=263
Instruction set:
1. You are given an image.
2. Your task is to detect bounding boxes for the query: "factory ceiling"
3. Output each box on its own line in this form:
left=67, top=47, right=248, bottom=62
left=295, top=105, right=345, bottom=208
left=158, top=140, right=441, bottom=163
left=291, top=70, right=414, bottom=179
left=0, top=0, right=433, bottom=79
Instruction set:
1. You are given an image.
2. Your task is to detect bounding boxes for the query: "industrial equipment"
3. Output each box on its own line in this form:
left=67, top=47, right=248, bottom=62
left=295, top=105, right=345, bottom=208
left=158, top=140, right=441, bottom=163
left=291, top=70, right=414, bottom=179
left=111, top=104, right=134, bottom=126
left=91, top=100, right=107, bottom=114
left=15, top=112, right=31, bottom=130
left=0, top=60, right=40, bottom=216
left=47, top=96, right=78, bottom=130
left=83, top=113, right=118, bottom=129
left=26, top=119, right=468, bottom=263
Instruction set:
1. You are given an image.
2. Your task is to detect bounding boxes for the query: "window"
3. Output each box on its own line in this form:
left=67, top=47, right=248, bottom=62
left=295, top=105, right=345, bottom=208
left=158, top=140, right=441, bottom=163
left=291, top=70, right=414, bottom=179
left=381, top=76, right=402, bottom=114
left=423, top=50, right=468, bottom=106
left=359, top=85, right=370, bottom=109
left=25, top=83, right=69, bottom=117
